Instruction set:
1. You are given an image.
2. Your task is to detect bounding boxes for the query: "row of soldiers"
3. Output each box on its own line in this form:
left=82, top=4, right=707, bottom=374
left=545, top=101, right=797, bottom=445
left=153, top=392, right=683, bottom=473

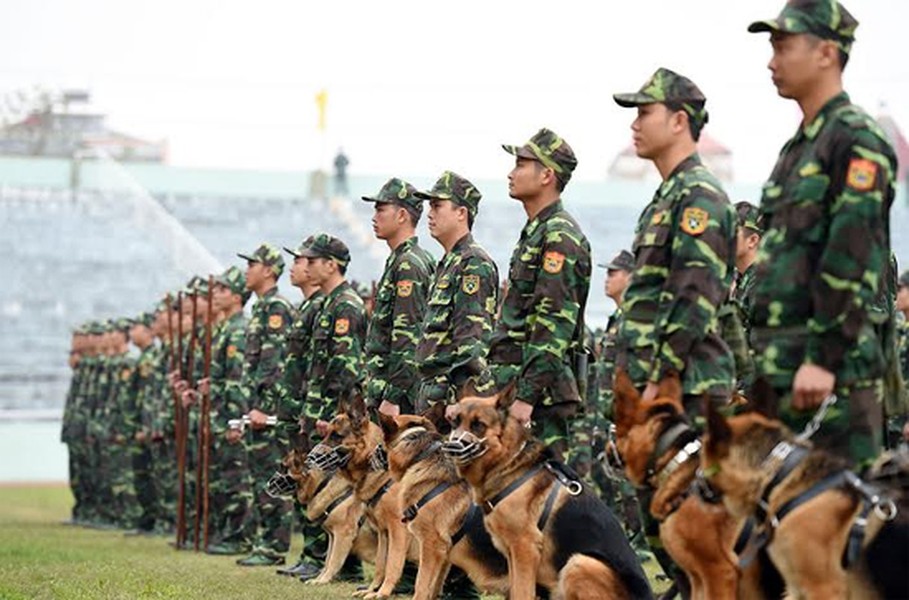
left=61, top=2, right=909, bottom=596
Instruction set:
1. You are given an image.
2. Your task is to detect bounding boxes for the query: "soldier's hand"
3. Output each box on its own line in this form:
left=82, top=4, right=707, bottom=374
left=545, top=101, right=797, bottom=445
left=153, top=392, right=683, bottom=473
left=509, top=399, right=534, bottom=428
left=248, top=409, right=269, bottom=430
left=181, top=389, right=200, bottom=408
left=114, top=434, right=126, bottom=444
left=174, top=379, right=189, bottom=394
left=197, top=377, right=210, bottom=395
left=167, top=370, right=180, bottom=385
left=135, top=431, right=147, bottom=443
left=315, top=419, right=330, bottom=436
left=792, top=363, right=835, bottom=411
left=377, top=400, right=400, bottom=417
left=226, top=429, right=243, bottom=444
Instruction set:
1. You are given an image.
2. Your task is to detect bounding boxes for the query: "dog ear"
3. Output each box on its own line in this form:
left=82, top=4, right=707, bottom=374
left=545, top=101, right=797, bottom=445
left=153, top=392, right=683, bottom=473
left=612, top=368, right=640, bottom=433
left=495, top=380, right=517, bottom=413
left=704, top=400, right=732, bottom=457
left=378, top=412, right=397, bottom=440
left=657, top=370, right=683, bottom=403
left=747, top=377, right=779, bottom=419
left=420, top=402, right=449, bottom=435
left=347, top=390, right=368, bottom=428
left=456, top=378, right=478, bottom=400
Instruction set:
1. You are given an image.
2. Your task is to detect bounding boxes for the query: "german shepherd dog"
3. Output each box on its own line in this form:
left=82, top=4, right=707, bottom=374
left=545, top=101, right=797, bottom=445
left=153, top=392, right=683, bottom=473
left=308, top=395, right=415, bottom=599
left=445, top=385, right=653, bottom=600
left=280, top=448, right=377, bottom=584
left=701, top=402, right=909, bottom=599
left=612, top=370, right=741, bottom=599
left=378, top=408, right=509, bottom=599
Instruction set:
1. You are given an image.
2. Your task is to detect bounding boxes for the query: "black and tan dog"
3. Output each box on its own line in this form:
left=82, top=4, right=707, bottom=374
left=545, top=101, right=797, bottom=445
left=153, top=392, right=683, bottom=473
left=701, top=403, right=909, bottom=599
left=612, top=370, right=741, bottom=599
left=445, top=385, right=652, bottom=600
left=308, top=395, right=415, bottom=599
left=378, top=408, right=508, bottom=599
left=281, top=448, right=377, bottom=584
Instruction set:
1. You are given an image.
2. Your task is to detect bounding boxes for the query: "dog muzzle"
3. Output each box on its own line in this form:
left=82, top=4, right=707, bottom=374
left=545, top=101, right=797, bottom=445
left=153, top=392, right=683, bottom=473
left=441, top=430, right=488, bottom=465
left=306, top=443, right=350, bottom=471
left=369, top=445, right=388, bottom=471
left=265, top=471, right=298, bottom=498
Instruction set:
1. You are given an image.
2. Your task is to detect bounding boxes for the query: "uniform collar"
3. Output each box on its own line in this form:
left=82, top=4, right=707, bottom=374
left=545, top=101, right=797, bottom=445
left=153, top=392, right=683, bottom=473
left=658, top=153, right=702, bottom=198
left=393, top=235, right=419, bottom=257
left=522, top=199, right=564, bottom=238
left=326, top=280, right=352, bottom=303
left=450, top=233, right=474, bottom=255
left=800, top=91, right=850, bottom=141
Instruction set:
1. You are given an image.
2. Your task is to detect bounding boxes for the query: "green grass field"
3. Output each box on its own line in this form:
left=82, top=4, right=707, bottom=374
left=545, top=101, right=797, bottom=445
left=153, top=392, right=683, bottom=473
left=0, top=484, right=667, bottom=599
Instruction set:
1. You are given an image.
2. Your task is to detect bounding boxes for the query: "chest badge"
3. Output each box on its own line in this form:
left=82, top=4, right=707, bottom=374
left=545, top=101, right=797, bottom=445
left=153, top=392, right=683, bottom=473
left=680, top=207, right=709, bottom=236
left=268, top=314, right=283, bottom=330
left=543, top=251, right=566, bottom=274
left=462, top=274, right=480, bottom=295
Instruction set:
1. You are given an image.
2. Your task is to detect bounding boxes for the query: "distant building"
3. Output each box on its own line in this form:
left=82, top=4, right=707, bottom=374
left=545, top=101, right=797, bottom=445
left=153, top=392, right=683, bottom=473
left=607, top=132, right=733, bottom=182
left=0, top=89, right=166, bottom=162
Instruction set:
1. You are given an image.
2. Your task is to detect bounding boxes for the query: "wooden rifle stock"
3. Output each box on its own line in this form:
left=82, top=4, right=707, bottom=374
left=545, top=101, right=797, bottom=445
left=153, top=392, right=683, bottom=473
left=175, top=292, right=186, bottom=548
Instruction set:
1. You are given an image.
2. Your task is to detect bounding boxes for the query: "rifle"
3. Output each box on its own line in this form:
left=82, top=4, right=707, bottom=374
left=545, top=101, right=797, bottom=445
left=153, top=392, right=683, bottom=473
left=185, top=290, right=198, bottom=549
left=196, top=276, right=213, bottom=550
left=175, top=292, right=186, bottom=549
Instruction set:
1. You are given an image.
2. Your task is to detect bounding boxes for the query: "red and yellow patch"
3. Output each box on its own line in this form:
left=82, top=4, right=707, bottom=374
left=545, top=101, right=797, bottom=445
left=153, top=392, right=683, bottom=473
left=542, top=251, right=565, bottom=274
left=227, top=345, right=237, bottom=359
left=334, top=318, right=350, bottom=335
left=121, top=368, right=132, bottom=382
left=462, top=274, right=480, bottom=295
left=680, top=207, right=709, bottom=236
left=396, top=280, right=413, bottom=298
left=268, top=314, right=283, bottom=330
left=845, top=158, right=877, bottom=192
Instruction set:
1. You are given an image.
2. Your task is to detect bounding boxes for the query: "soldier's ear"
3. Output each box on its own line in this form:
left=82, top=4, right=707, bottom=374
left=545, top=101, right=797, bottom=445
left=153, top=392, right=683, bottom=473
left=347, top=391, right=368, bottom=428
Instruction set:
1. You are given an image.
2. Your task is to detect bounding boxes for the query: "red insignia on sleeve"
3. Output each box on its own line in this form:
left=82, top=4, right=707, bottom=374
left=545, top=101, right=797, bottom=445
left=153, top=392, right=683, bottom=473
left=268, top=314, right=283, bottom=330
left=846, top=158, right=877, bottom=192
left=334, top=318, right=350, bottom=335
left=542, top=251, right=566, bottom=274
left=396, top=280, right=413, bottom=298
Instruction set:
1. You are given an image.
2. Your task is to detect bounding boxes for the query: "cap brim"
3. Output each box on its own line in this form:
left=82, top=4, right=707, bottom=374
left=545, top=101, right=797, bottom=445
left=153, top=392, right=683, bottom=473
left=415, top=190, right=447, bottom=201
left=360, top=195, right=380, bottom=203
left=502, top=144, right=538, bottom=160
left=236, top=253, right=259, bottom=262
left=747, top=19, right=779, bottom=33
left=283, top=246, right=302, bottom=258
left=748, top=18, right=808, bottom=35
left=613, top=93, right=657, bottom=108
left=296, top=247, right=324, bottom=259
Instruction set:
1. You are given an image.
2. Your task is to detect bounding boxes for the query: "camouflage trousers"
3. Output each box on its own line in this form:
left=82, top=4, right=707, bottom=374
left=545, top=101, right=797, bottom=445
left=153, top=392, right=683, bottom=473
left=68, top=442, right=87, bottom=522
left=248, top=428, right=292, bottom=557
left=150, top=439, right=177, bottom=533
left=768, top=377, right=884, bottom=469
left=131, top=441, right=156, bottom=531
left=108, top=442, right=140, bottom=529
left=208, top=439, right=255, bottom=548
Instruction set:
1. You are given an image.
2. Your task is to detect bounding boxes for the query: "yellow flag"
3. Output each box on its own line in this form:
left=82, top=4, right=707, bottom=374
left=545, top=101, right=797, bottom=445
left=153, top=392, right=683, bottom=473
left=315, top=89, right=328, bottom=132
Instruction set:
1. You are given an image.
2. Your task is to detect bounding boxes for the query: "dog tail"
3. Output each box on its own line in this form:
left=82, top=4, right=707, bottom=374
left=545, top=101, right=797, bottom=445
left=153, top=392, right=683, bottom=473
left=556, top=553, right=652, bottom=600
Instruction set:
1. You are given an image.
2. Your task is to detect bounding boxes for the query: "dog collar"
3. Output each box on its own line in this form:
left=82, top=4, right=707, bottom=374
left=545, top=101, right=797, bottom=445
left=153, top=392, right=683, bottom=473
left=652, top=438, right=701, bottom=489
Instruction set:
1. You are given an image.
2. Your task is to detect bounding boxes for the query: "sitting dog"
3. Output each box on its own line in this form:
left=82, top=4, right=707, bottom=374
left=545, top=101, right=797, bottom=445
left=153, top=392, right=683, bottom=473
left=379, top=408, right=509, bottom=599
left=612, top=370, right=741, bottom=599
left=701, top=403, right=909, bottom=599
left=444, top=384, right=652, bottom=600
left=308, top=395, right=415, bottom=599
left=281, top=448, right=377, bottom=584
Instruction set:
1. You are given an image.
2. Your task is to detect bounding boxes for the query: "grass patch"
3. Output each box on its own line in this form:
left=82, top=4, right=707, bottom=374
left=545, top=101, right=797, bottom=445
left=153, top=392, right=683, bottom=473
left=0, top=485, right=669, bottom=598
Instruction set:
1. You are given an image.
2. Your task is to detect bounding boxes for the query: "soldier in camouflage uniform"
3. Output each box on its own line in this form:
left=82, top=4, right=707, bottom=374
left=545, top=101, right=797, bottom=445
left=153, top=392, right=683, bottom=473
left=235, top=244, right=296, bottom=566
left=127, top=313, right=159, bottom=534
left=197, top=266, right=256, bottom=555
left=487, top=128, right=591, bottom=461
left=62, top=326, right=86, bottom=525
left=748, top=0, right=898, bottom=467
left=414, top=172, right=499, bottom=415
left=150, top=299, right=179, bottom=535
left=362, top=178, right=435, bottom=417
left=613, top=69, right=737, bottom=596
left=889, top=271, right=909, bottom=447
left=71, top=322, right=104, bottom=525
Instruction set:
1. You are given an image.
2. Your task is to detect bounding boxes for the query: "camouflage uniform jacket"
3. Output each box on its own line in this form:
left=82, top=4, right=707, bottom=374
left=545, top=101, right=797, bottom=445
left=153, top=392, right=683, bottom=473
left=304, top=281, right=367, bottom=421
left=70, top=355, right=99, bottom=440
left=751, top=92, right=897, bottom=389
left=280, top=291, right=325, bottom=417
left=365, top=236, right=435, bottom=406
left=897, top=314, right=908, bottom=395
left=596, top=308, right=623, bottom=420
left=733, top=263, right=757, bottom=340
left=240, top=286, right=295, bottom=414
left=487, top=200, right=592, bottom=406
left=129, top=344, right=158, bottom=438
left=618, top=153, right=737, bottom=397
left=210, top=312, right=248, bottom=436
left=61, top=359, right=85, bottom=443
left=99, top=353, right=135, bottom=441
left=415, top=233, right=499, bottom=389
left=151, top=340, right=176, bottom=437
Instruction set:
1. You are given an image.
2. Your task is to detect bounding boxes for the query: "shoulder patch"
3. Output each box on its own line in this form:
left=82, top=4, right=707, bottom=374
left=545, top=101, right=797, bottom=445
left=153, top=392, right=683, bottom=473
left=268, top=314, right=283, bottom=330
left=334, top=318, right=350, bottom=335
left=462, top=274, right=480, bottom=295
left=846, top=158, right=877, bottom=192
left=396, top=280, right=413, bottom=298
left=121, top=368, right=132, bottom=382
left=542, top=251, right=565, bottom=274
left=680, top=207, right=709, bottom=236
left=227, top=345, right=237, bottom=358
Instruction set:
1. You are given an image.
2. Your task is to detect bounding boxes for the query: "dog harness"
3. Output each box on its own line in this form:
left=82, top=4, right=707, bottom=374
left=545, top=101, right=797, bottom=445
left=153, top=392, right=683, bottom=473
left=366, top=478, right=393, bottom=509
left=640, top=419, right=707, bottom=518
left=481, top=461, right=583, bottom=531
left=736, top=440, right=898, bottom=569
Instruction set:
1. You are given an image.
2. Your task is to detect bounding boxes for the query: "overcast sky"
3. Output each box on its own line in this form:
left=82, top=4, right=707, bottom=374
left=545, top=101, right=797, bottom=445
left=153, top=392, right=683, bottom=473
left=1, top=0, right=906, bottom=184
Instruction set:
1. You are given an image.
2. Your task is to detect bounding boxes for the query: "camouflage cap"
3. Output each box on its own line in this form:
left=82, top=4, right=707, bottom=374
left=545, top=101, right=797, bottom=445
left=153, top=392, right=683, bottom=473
left=181, top=276, right=203, bottom=296
left=502, top=128, right=578, bottom=186
left=613, top=68, right=709, bottom=128
left=296, top=232, right=351, bottom=267
left=414, top=171, right=483, bottom=218
left=237, top=243, right=285, bottom=278
left=597, top=249, right=635, bottom=272
left=284, top=234, right=315, bottom=259
left=899, top=270, right=909, bottom=288
left=132, top=312, right=155, bottom=328
left=735, top=201, right=764, bottom=234
left=361, top=177, right=423, bottom=218
left=87, top=321, right=105, bottom=335
left=748, top=0, right=858, bottom=55
left=214, top=265, right=251, bottom=304
left=112, top=317, right=132, bottom=334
